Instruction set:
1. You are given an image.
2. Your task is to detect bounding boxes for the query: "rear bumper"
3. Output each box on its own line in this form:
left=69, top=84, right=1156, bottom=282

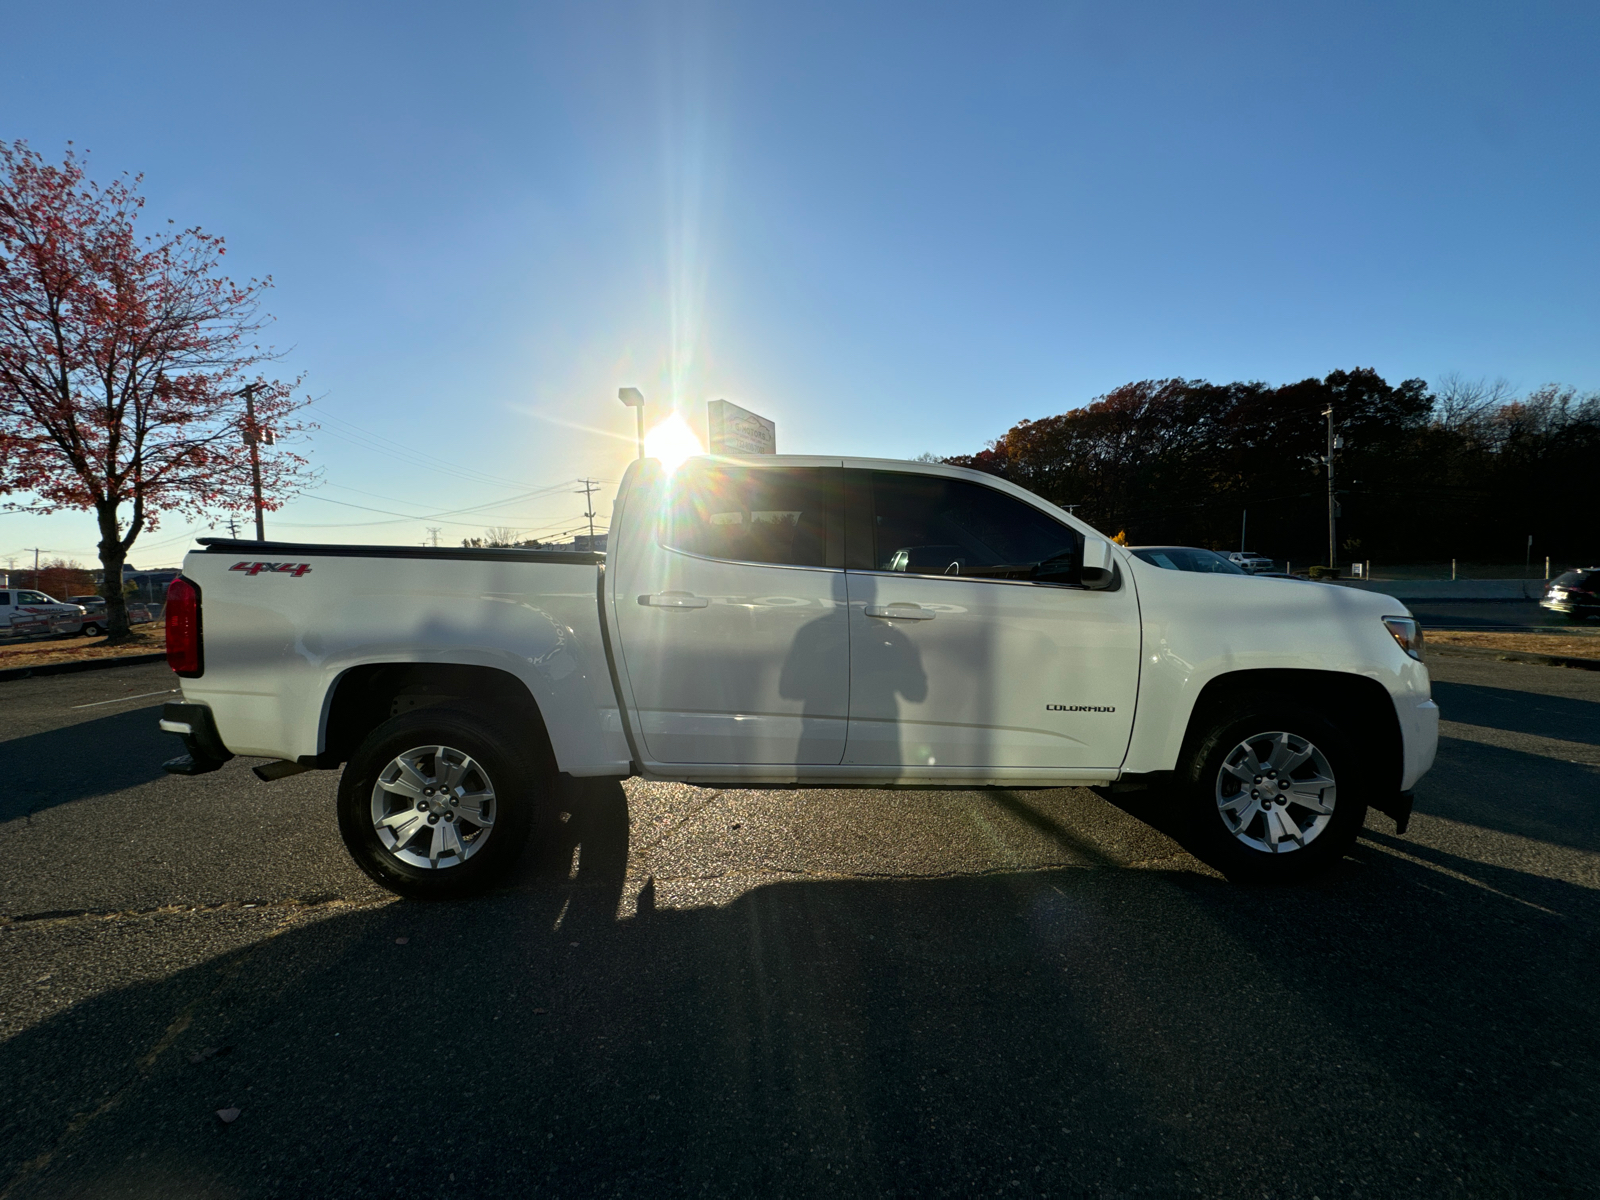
left=159, top=702, right=235, bottom=776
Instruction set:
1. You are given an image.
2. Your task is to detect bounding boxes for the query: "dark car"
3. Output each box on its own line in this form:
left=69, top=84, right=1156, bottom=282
left=1129, top=546, right=1248, bottom=575
left=1542, top=569, right=1600, bottom=621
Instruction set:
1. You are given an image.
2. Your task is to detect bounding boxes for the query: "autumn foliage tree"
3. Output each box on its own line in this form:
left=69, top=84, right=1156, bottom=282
left=944, top=369, right=1599, bottom=568
left=0, top=141, right=312, bottom=639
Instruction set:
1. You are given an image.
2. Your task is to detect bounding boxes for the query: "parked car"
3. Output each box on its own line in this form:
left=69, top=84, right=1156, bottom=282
left=69, top=595, right=109, bottom=636
left=0, top=588, right=85, bottom=637
left=1130, top=546, right=1248, bottom=575
left=159, top=455, right=1436, bottom=895
left=1542, top=569, right=1600, bottom=621
left=1225, top=551, right=1275, bottom=573
left=68, top=595, right=157, bottom=631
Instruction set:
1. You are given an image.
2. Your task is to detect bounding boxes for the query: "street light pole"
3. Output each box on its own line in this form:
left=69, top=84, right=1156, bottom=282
left=618, top=387, right=645, bottom=460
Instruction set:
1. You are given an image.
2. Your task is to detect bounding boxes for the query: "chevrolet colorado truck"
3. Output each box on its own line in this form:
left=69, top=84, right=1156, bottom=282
left=159, top=455, right=1438, bottom=896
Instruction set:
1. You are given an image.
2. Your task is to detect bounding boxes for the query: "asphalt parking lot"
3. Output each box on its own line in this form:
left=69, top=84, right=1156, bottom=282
left=2, top=655, right=1597, bottom=1199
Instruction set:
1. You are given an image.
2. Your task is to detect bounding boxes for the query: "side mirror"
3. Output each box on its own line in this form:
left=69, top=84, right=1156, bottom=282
left=1081, top=537, right=1117, bottom=589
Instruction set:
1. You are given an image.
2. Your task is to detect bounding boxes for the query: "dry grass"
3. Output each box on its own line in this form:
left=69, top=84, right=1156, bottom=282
left=1427, top=628, right=1600, bottom=661
left=0, top=627, right=167, bottom=671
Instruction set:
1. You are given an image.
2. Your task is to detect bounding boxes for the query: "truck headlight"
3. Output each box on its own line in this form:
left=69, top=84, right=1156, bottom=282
left=1382, top=616, right=1424, bottom=661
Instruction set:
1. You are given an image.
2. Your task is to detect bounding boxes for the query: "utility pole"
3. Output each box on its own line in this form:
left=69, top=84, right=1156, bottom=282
left=426, top=527, right=441, bottom=548
left=1321, top=406, right=1338, bottom=570
left=238, top=384, right=270, bottom=542
left=225, top=514, right=240, bottom=539
left=25, top=547, right=49, bottom=589
left=1525, top=535, right=1533, bottom=579
left=576, top=479, right=599, bottom=547
left=1240, top=509, right=1247, bottom=554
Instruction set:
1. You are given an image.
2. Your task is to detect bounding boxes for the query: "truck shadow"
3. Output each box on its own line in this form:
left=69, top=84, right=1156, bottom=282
left=0, top=707, right=170, bottom=823
left=3, top=787, right=1597, bottom=1199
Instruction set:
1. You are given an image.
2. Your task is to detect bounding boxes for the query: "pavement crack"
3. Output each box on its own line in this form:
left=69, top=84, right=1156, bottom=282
left=636, top=789, right=726, bottom=853
left=0, top=894, right=371, bottom=931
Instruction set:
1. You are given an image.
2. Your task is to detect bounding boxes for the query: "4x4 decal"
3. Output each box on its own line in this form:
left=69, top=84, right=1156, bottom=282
left=230, top=561, right=314, bottom=578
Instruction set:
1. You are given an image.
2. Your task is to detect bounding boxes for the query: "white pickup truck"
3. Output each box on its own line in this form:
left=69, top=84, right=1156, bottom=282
left=160, top=455, right=1437, bottom=896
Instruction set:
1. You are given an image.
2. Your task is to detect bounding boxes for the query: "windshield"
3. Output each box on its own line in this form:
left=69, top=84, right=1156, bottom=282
left=1132, top=547, right=1247, bottom=575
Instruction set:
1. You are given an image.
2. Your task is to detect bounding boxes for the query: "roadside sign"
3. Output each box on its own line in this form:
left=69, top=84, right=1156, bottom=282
left=707, top=399, right=776, bottom=455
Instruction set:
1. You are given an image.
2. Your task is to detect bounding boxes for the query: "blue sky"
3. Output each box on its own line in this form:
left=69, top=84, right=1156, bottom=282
left=3, top=1, right=1598, bottom=568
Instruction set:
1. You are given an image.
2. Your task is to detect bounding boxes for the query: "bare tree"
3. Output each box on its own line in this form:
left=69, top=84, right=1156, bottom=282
left=1432, top=373, right=1517, bottom=431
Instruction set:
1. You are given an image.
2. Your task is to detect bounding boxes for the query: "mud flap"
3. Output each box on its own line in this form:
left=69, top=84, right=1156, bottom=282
left=1370, top=789, right=1414, bottom=835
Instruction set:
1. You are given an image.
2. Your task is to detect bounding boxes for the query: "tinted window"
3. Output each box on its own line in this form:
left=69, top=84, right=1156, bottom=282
left=870, top=472, right=1078, bottom=580
left=18, top=591, right=49, bottom=603
left=0, top=593, right=9, bottom=605
left=663, top=463, right=829, bottom=568
left=1132, top=548, right=1246, bottom=575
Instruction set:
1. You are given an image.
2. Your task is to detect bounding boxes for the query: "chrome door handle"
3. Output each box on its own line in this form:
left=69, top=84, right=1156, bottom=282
left=638, top=592, right=710, bottom=609
left=863, top=603, right=935, bottom=620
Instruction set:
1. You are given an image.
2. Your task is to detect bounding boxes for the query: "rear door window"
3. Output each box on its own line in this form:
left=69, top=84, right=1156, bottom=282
left=663, top=463, right=832, bottom=568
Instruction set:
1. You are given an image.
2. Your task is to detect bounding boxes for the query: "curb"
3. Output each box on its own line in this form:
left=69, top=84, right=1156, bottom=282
left=0, top=651, right=169, bottom=684
left=1426, top=644, right=1600, bottom=672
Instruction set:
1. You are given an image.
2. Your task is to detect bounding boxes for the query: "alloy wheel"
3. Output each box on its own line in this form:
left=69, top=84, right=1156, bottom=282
left=369, top=744, right=497, bottom=870
left=1214, top=731, right=1337, bottom=854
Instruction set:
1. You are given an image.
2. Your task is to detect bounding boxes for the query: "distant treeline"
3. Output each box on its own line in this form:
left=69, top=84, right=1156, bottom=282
left=941, top=369, right=1600, bottom=567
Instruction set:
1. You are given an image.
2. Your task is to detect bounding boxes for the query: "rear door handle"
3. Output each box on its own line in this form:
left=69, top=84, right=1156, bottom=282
left=639, top=592, right=710, bottom=609
left=864, top=603, right=935, bottom=620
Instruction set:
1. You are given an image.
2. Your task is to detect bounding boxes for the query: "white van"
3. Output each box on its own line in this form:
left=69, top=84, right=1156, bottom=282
left=0, top=589, right=85, bottom=637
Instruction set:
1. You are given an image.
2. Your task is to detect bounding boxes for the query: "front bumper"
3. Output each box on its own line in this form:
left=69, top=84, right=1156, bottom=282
left=159, top=702, right=235, bottom=776
left=1397, top=695, right=1439, bottom=792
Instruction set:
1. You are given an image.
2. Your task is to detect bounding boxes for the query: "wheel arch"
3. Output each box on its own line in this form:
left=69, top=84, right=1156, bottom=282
left=1176, top=669, right=1403, bottom=792
left=315, top=662, right=556, bottom=771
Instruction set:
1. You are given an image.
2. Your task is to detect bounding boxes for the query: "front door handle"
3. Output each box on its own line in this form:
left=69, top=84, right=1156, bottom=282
left=864, top=603, right=935, bottom=621
left=639, top=592, right=710, bottom=609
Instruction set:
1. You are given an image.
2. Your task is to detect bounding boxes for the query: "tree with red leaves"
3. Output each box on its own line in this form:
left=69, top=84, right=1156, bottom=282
left=0, top=141, right=312, bottom=640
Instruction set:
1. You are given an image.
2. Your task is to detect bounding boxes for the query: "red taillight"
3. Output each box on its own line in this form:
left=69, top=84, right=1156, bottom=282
left=166, top=577, right=203, bottom=677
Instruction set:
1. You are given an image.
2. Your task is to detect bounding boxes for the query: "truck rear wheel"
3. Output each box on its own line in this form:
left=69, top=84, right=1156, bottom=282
left=336, top=706, right=545, bottom=899
left=1182, top=698, right=1369, bottom=882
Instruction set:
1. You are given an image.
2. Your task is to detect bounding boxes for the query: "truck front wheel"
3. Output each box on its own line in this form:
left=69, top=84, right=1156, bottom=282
left=336, top=707, right=544, bottom=899
left=1182, top=699, right=1369, bottom=882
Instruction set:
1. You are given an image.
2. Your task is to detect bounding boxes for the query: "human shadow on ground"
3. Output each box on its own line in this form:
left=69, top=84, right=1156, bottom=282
left=0, top=707, right=170, bottom=823
left=3, top=780, right=1597, bottom=1200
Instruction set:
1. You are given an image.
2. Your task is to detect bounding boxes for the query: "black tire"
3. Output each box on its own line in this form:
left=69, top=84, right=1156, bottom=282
left=336, top=706, right=548, bottom=899
left=1180, top=697, right=1369, bottom=883
left=81, top=623, right=103, bottom=637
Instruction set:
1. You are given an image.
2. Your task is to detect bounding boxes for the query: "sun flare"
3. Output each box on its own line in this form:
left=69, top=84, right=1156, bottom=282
left=643, top=412, right=704, bottom=474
